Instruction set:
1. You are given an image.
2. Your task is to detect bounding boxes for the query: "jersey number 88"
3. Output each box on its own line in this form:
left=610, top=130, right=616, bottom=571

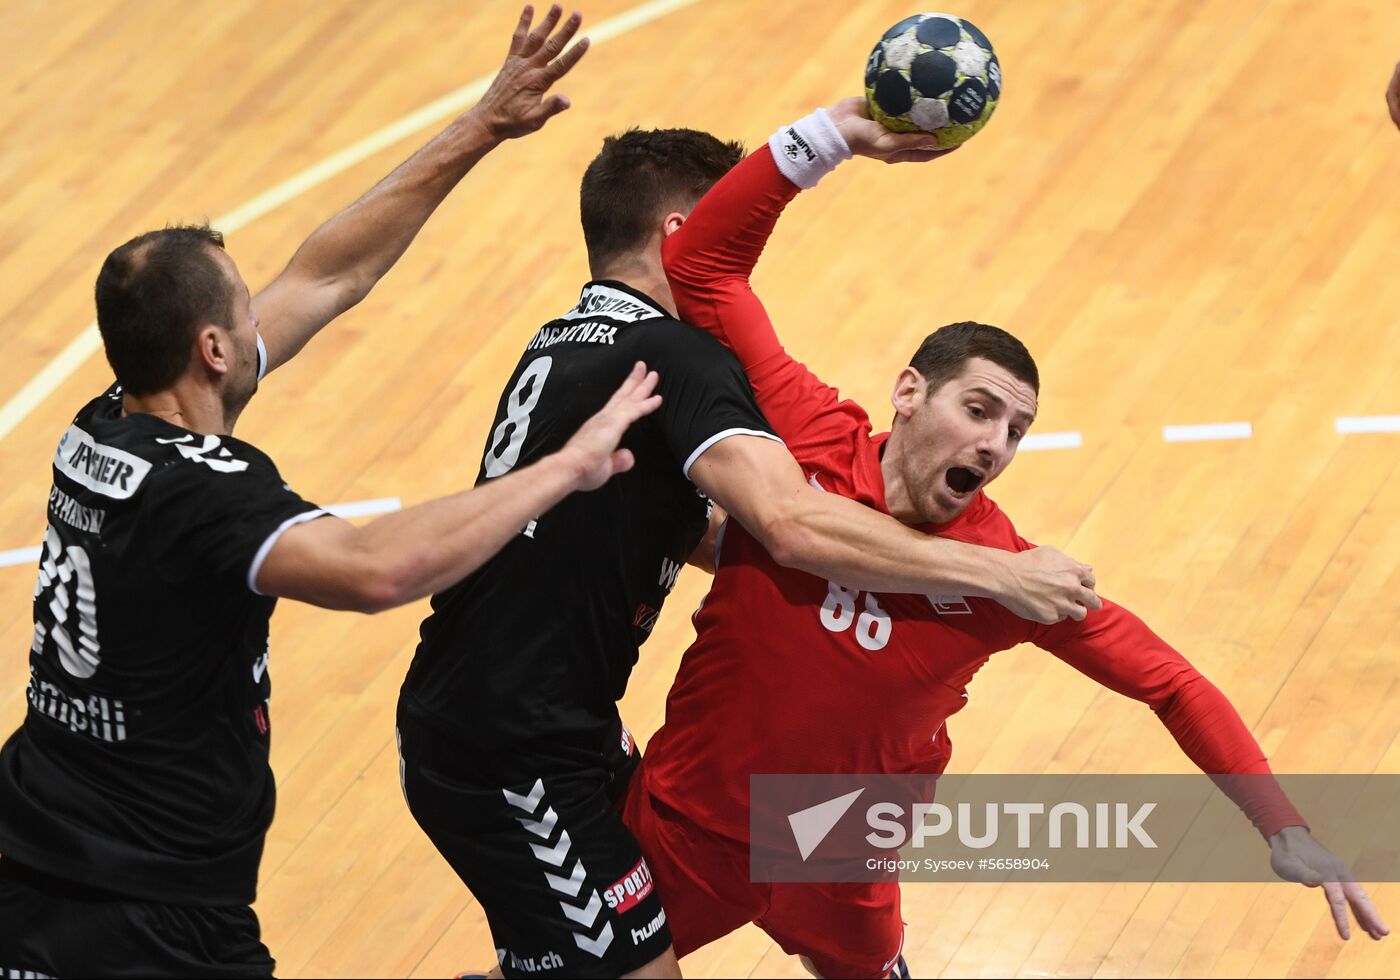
left=819, top=581, right=891, bottom=651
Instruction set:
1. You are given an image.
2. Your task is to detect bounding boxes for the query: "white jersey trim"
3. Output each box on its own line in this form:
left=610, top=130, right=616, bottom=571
left=247, top=508, right=329, bottom=594
left=682, top=428, right=784, bottom=480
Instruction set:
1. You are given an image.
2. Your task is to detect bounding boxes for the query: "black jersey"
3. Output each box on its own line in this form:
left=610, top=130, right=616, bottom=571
left=400, top=281, right=778, bottom=761
left=0, top=385, right=324, bottom=905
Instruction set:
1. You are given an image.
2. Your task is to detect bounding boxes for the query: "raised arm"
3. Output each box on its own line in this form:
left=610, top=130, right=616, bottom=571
left=255, top=362, right=658, bottom=611
left=1037, top=601, right=1388, bottom=940
left=662, top=98, right=938, bottom=384
left=252, top=4, right=588, bottom=373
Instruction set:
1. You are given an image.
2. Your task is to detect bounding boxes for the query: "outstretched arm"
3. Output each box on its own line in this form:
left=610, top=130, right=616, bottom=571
left=690, top=434, right=1099, bottom=624
left=252, top=4, right=588, bottom=373
left=1038, top=601, right=1388, bottom=941
left=256, top=362, right=659, bottom=611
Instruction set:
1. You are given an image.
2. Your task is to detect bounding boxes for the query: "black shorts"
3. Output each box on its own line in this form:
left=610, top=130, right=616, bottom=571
left=0, top=857, right=274, bottom=978
left=397, top=709, right=671, bottom=979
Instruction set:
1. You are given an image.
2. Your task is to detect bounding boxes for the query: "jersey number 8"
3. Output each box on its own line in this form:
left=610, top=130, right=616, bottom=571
left=819, top=581, right=891, bottom=651
left=484, top=357, right=553, bottom=478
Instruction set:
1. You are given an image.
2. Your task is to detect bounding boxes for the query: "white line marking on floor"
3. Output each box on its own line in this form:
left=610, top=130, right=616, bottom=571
left=324, top=497, right=402, bottom=519
left=0, top=546, right=42, bottom=570
left=0, top=0, right=701, bottom=447
left=1162, top=422, right=1253, bottom=443
left=1336, top=415, right=1400, bottom=434
left=1019, top=431, right=1082, bottom=451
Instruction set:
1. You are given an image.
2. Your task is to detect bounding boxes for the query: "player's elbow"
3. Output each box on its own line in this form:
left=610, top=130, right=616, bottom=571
left=755, top=514, right=817, bottom=570
left=340, top=548, right=418, bottom=614
left=348, top=575, right=404, bottom=615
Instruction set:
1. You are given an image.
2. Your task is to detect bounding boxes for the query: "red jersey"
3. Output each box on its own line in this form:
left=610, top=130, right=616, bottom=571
left=642, top=146, right=1304, bottom=844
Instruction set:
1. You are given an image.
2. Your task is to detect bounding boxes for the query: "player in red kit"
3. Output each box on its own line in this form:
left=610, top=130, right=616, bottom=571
left=620, top=99, right=1389, bottom=978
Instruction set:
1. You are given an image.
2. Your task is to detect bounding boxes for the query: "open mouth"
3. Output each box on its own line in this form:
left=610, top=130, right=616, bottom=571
left=944, top=466, right=985, bottom=497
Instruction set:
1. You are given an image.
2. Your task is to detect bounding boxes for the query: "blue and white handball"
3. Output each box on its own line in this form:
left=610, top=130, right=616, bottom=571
left=865, top=12, right=1001, bottom=148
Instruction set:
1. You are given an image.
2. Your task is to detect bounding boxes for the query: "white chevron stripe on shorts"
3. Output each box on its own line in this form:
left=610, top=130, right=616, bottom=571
left=503, top=779, right=615, bottom=958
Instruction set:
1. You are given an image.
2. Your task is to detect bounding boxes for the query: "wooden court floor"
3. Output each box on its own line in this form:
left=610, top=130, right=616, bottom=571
left=1, top=0, right=1397, bottom=976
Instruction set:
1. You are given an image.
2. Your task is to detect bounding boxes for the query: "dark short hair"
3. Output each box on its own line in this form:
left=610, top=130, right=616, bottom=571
left=910, top=321, right=1039, bottom=394
left=94, top=224, right=233, bottom=396
left=580, top=128, right=744, bottom=270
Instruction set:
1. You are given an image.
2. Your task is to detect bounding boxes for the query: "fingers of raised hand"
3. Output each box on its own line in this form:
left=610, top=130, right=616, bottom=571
left=520, top=3, right=564, bottom=59
left=540, top=9, right=582, bottom=61
left=509, top=4, right=535, bottom=57
left=632, top=368, right=660, bottom=402
left=546, top=35, right=590, bottom=82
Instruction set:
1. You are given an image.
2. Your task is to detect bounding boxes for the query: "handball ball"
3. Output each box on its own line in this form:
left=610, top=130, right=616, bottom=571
left=865, top=13, right=1001, bottom=148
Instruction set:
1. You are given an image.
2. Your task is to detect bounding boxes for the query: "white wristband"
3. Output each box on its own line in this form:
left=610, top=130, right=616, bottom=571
left=768, top=108, right=853, bottom=189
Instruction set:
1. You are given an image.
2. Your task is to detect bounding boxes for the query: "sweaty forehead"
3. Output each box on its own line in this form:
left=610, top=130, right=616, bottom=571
left=951, top=358, right=1038, bottom=418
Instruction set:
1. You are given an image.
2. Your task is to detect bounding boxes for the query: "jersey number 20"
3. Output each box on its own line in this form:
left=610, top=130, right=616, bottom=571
left=483, top=356, right=553, bottom=478
left=31, top=523, right=101, bottom=678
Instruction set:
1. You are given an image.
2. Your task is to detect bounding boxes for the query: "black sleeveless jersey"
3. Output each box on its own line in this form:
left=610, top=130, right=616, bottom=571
left=0, top=384, right=324, bottom=904
left=400, top=281, right=778, bottom=762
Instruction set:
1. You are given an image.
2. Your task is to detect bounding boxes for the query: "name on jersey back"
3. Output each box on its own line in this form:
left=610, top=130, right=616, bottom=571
left=524, top=320, right=618, bottom=352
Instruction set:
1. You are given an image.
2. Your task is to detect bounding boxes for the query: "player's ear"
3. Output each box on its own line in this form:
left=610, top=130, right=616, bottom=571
left=661, top=211, right=686, bottom=237
left=195, top=324, right=231, bottom=379
left=890, top=366, right=925, bottom=419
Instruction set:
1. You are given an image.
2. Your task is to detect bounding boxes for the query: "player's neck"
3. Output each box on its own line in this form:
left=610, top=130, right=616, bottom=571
left=591, top=256, right=678, bottom=318
left=122, top=378, right=234, bottom=436
left=879, top=436, right=923, bottom=526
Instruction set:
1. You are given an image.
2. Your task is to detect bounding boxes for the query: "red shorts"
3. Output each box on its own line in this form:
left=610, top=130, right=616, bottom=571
left=621, top=762, right=904, bottom=979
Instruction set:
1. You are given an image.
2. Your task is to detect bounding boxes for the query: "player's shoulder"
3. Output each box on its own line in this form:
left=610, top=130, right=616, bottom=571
left=58, top=385, right=281, bottom=504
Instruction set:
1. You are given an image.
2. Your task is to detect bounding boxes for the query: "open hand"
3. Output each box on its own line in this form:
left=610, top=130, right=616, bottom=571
left=561, top=362, right=663, bottom=491
left=827, top=96, right=958, bottom=165
left=475, top=4, right=589, bottom=141
left=1270, top=826, right=1389, bottom=941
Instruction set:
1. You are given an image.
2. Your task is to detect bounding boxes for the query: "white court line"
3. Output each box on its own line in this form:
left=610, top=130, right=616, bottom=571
left=0, top=497, right=406, bottom=569
left=324, top=497, right=402, bottom=519
left=1336, top=415, right=1400, bottom=434
left=1162, top=422, right=1253, bottom=443
left=0, top=546, right=42, bottom=570
left=0, top=0, right=701, bottom=446
left=1019, top=431, right=1082, bottom=451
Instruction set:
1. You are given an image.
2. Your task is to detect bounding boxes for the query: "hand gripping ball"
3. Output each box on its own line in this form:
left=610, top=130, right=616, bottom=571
left=865, top=13, right=1001, bottom=148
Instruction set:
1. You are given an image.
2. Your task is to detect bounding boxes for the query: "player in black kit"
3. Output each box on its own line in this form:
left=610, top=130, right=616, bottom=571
left=398, top=129, right=1102, bottom=977
left=0, top=8, right=648, bottom=978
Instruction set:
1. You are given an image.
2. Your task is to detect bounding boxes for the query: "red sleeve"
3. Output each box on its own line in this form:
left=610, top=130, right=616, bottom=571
left=662, top=147, right=871, bottom=461
left=1031, top=598, right=1307, bottom=839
